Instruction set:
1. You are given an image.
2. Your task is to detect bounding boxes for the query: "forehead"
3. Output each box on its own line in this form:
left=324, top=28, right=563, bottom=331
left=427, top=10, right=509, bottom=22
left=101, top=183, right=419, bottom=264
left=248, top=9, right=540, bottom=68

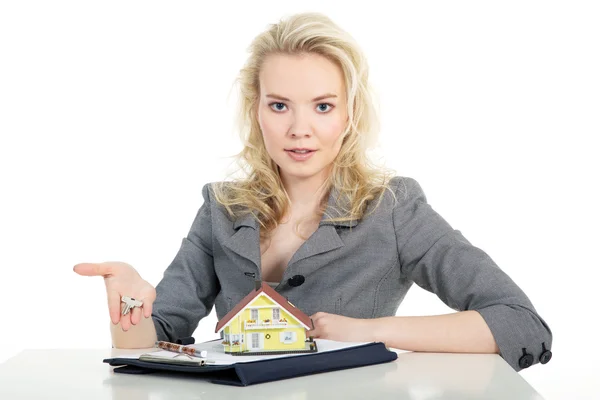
left=259, top=53, right=345, bottom=99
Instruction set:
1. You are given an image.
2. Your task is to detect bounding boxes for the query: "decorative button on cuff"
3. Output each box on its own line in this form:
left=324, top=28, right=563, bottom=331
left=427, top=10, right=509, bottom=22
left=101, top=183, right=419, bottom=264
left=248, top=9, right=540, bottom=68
left=539, top=342, right=552, bottom=364
left=519, top=348, right=534, bottom=369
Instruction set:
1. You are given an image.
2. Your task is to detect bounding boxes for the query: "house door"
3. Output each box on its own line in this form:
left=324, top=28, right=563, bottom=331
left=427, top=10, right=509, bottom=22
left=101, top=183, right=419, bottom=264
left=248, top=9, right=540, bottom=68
left=247, top=332, right=263, bottom=350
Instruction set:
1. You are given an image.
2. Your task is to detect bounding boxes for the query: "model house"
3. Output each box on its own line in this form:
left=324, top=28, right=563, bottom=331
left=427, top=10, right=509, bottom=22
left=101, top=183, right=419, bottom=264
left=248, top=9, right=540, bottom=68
left=215, top=281, right=317, bottom=355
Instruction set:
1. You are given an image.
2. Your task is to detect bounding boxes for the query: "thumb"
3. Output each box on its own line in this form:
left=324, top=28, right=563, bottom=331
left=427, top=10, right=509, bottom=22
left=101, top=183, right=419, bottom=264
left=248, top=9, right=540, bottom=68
left=73, top=262, right=114, bottom=277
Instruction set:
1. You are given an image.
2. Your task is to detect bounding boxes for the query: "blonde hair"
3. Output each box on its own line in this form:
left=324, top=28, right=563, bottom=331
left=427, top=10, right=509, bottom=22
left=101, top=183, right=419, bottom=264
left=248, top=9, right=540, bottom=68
left=212, top=12, right=397, bottom=241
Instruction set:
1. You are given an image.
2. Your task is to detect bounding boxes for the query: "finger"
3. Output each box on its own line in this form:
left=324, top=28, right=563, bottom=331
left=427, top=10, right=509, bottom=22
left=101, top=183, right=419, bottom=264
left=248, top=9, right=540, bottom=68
left=310, top=312, right=325, bottom=324
left=120, top=309, right=132, bottom=331
left=141, top=290, right=156, bottom=319
left=73, top=263, right=113, bottom=277
left=130, top=306, right=142, bottom=325
left=106, top=290, right=121, bottom=325
left=307, top=328, right=320, bottom=338
left=143, top=301, right=153, bottom=319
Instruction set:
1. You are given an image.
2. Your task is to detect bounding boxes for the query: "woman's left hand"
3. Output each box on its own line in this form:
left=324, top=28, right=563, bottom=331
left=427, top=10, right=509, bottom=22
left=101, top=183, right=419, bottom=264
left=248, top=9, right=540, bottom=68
left=307, top=312, right=377, bottom=342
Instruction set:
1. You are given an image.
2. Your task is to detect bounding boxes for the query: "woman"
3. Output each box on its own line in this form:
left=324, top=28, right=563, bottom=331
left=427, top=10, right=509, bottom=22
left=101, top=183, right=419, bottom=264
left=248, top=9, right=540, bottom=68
left=74, top=12, right=552, bottom=372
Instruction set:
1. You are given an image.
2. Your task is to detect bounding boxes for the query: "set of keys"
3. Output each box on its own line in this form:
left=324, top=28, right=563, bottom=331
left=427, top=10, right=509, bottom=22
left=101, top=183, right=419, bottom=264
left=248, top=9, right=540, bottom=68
left=121, top=296, right=143, bottom=316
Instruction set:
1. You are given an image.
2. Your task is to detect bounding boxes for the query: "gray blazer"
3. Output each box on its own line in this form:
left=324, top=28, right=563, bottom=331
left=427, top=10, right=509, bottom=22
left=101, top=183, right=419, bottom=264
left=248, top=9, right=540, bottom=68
left=152, top=176, right=552, bottom=371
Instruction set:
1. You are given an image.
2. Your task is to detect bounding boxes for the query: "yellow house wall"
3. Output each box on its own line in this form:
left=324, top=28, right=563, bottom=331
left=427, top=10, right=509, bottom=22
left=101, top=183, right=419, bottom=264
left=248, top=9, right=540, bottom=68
left=262, top=327, right=306, bottom=350
left=223, top=315, right=245, bottom=352
left=223, top=294, right=308, bottom=352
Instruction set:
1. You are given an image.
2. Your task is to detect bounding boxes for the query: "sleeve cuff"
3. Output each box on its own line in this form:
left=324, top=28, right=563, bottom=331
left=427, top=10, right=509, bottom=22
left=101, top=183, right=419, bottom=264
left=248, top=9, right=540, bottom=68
left=476, top=304, right=553, bottom=371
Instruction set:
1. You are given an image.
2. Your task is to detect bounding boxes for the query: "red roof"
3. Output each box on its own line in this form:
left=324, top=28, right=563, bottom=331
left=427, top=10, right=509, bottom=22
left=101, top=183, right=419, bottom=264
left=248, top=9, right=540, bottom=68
left=215, top=282, right=314, bottom=333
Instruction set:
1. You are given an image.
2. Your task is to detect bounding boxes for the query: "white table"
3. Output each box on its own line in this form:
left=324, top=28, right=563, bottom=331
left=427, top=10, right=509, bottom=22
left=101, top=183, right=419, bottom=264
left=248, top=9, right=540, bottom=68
left=0, top=348, right=544, bottom=399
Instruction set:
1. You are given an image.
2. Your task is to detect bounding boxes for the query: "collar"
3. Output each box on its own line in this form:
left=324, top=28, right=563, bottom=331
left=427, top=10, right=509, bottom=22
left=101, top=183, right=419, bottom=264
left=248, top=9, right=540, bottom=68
left=232, top=185, right=358, bottom=230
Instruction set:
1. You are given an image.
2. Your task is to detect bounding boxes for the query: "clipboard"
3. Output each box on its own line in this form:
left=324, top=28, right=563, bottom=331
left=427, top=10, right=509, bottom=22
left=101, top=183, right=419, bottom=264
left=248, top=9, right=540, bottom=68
left=103, top=340, right=398, bottom=386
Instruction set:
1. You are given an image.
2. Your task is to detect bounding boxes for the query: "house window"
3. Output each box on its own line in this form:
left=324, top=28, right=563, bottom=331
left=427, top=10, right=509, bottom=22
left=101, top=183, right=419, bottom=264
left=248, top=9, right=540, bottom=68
left=280, top=331, right=296, bottom=344
left=251, top=308, right=258, bottom=320
left=272, top=308, right=280, bottom=320
left=252, top=333, right=260, bottom=348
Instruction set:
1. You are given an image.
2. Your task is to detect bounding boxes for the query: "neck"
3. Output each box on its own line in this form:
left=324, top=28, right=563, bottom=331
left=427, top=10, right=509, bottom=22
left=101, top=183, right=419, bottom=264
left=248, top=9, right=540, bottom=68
left=280, top=171, right=331, bottom=215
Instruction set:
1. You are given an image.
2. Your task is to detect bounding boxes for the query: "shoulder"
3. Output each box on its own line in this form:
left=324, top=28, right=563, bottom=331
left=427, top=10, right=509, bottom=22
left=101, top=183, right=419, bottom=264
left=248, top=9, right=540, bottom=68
left=200, top=180, right=235, bottom=201
left=358, top=176, right=426, bottom=218
left=387, top=176, right=427, bottom=204
left=199, top=180, right=250, bottom=222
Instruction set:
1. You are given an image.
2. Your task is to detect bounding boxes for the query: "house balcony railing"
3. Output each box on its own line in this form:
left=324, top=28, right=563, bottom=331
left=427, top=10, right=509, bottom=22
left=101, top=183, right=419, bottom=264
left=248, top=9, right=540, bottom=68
left=244, top=319, right=289, bottom=330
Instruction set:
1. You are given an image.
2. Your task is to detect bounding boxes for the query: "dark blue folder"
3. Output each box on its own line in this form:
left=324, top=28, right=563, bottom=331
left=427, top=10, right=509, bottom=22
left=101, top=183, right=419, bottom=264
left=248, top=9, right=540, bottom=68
left=103, top=341, right=398, bottom=386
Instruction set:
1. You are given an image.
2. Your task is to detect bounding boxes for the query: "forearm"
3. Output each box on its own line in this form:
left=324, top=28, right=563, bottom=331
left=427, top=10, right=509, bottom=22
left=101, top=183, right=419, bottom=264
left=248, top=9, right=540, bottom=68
left=110, top=316, right=158, bottom=349
left=373, top=310, right=500, bottom=354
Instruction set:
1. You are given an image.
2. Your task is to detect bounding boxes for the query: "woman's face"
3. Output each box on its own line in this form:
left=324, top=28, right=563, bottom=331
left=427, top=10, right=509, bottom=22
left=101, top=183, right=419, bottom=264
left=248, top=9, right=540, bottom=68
left=257, top=53, right=348, bottom=184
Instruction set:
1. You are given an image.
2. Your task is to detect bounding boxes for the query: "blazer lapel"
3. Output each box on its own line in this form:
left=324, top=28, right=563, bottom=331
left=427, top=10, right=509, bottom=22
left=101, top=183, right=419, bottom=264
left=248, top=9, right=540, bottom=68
left=288, top=185, right=357, bottom=266
left=222, top=185, right=358, bottom=271
left=222, top=212, right=261, bottom=271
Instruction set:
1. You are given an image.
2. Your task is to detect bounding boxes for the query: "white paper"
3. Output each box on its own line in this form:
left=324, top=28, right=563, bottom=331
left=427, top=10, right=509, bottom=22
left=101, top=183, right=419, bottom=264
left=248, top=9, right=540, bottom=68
left=116, top=338, right=372, bottom=366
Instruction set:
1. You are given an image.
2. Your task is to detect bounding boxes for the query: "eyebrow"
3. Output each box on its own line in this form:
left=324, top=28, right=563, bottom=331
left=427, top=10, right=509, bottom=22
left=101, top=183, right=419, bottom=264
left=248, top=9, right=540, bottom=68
left=265, top=93, right=338, bottom=102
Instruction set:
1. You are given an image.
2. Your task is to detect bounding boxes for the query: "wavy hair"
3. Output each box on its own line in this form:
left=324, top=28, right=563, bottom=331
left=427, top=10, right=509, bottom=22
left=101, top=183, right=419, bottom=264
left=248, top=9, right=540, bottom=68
left=212, top=12, right=397, bottom=241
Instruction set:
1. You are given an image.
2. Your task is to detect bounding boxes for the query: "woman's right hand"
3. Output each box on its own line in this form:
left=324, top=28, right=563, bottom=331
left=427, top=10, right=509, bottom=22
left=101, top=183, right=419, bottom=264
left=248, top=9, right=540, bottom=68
left=73, top=261, right=156, bottom=331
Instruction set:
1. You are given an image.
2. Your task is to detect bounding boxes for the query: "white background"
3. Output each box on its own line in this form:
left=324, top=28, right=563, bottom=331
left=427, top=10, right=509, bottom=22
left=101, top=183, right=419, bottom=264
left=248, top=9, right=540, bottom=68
left=1, top=1, right=598, bottom=399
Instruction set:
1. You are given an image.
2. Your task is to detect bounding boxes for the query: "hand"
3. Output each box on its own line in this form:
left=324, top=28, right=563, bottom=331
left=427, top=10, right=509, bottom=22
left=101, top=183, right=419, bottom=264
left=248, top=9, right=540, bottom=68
left=307, top=312, right=377, bottom=343
left=73, top=261, right=156, bottom=331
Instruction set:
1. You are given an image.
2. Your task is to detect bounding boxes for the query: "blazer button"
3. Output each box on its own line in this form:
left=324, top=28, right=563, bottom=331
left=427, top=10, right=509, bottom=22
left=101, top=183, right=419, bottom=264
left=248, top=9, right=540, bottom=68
left=539, top=343, right=552, bottom=364
left=288, top=275, right=305, bottom=287
left=519, top=348, right=534, bottom=369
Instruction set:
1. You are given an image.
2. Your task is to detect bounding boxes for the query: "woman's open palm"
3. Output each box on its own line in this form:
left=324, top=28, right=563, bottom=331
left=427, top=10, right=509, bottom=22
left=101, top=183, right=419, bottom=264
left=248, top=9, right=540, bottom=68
left=73, top=261, right=156, bottom=331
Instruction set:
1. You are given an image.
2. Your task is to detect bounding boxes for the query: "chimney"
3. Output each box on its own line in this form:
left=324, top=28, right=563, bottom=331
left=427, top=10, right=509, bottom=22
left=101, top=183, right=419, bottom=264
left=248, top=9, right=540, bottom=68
left=254, top=280, right=262, bottom=291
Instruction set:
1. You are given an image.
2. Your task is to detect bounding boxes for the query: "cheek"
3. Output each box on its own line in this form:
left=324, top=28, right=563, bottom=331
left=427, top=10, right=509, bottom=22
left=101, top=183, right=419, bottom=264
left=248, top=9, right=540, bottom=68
left=258, top=111, right=279, bottom=146
left=259, top=113, right=291, bottom=159
left=320, top=119, right=345, bottom=147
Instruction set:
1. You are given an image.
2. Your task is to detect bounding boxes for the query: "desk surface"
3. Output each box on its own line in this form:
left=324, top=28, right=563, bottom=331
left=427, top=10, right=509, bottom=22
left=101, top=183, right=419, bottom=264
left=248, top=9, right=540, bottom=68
left=0, top=348, right=543, bottom=399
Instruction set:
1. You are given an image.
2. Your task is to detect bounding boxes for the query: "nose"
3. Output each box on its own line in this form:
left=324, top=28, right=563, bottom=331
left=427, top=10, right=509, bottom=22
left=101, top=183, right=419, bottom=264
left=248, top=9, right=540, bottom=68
left=288, top=110, right=312, bottom=137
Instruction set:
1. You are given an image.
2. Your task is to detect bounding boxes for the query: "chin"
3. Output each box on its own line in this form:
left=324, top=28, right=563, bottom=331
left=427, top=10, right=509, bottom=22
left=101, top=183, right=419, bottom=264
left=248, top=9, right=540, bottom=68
left=280, top=170, right=317, bottom=179
left=278, top=165, right=329, bottom=181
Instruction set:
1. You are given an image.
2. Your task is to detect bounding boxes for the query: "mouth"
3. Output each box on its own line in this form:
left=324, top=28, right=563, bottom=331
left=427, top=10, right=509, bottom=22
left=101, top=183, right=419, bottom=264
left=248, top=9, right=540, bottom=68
left=284, top=148, right=317, bottom=161
left=284, top=149, right=317, bottom=154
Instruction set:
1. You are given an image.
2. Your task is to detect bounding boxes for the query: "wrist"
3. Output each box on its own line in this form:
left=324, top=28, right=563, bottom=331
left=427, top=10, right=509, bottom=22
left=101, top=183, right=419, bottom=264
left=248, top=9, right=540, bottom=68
left=370, top=316, right=388, bottom=344
left=371, top=316, right=405, bottom=347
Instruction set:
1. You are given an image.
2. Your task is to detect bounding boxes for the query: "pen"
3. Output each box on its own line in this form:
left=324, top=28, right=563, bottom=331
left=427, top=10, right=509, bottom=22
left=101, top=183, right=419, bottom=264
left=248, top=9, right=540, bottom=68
left=140, top=353, right=216, bottom=365
left=154, top=340, right=208, bottom=358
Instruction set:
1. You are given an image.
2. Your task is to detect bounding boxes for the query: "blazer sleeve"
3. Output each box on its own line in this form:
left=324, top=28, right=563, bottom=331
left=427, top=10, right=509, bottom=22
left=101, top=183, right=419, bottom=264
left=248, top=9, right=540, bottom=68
left=392, top=176, right=553, bottom=371
left=151, top=183, right=219, bottom=342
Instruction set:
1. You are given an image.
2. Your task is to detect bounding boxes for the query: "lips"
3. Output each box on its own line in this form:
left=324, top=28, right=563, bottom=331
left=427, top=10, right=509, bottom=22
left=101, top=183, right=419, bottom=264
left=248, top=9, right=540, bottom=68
left=285, top=148, right=316, bottom=152
left=285, top=149, right=316, bottom=161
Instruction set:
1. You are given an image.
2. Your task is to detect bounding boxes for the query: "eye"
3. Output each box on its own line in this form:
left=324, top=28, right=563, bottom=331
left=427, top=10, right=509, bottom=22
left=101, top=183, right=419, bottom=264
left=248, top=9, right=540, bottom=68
left=269, top=102, right=287, bottom=112
left=268, top=102, right=335, bottom=113
left=317, top=103, right=334, bottom=113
